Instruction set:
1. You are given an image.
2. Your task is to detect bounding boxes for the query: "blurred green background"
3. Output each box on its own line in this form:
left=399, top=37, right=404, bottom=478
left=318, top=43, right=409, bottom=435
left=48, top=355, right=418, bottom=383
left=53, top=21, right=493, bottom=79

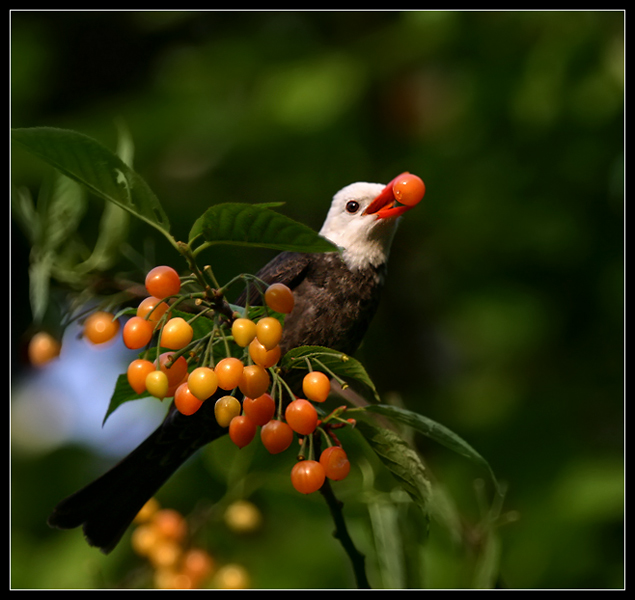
left=11, top=10, right=623, bottom=589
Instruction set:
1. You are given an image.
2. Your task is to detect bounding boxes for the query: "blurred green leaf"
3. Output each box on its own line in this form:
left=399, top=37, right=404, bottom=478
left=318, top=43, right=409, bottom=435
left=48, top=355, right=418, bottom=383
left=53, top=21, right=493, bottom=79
left=355, top=415, right=432, bottom=515
left=11, top=127, right=171, bottom=239
left=364, top=404, right=501, bottom=496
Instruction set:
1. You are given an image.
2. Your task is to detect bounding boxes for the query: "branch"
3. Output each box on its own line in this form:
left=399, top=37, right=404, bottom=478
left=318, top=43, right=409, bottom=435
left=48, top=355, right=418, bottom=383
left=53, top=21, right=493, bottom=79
left=320, top=479, right=371, bottom=589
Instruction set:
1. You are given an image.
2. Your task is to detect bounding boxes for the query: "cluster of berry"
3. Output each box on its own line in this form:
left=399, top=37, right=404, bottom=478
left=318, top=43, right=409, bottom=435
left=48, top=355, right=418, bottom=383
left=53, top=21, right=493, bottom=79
left=131, top=497, right=249, bottom=589
left=61, top=263, right=353, bottom=496
left=31, top=258, right=358, bottom=494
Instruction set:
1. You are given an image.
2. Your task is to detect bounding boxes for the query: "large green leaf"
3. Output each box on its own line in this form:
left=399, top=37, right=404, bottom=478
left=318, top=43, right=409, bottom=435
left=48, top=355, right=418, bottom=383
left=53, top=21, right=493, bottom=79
left=364, top=404, right=502, bottom=495
left=11, top=127, right=171, bottom=238
left=189, top=202, right=338, bottom=253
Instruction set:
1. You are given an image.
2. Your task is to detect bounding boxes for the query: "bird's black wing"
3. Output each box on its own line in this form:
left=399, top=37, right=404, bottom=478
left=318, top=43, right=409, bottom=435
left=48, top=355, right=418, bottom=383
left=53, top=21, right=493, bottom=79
left=47, top=399, right=226, bottom=553
left=234, top=251, right=314, bottom=307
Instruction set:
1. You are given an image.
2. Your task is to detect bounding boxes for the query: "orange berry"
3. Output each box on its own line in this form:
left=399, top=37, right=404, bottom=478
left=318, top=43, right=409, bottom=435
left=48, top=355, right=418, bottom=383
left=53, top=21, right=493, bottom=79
left=156, top=352, right=189, bottom=387
left=264, top=283, right=295, bottom=314
left=187, top=366, right=218, bottom=400
left=238, top=364, right=270, bottom=399
left=174, top=383, right=204, bottom=416
left=137, top=296, right=171, bottom=322
left=260, top=419, right=294, bottom=455
left=319, top=446, right=351, bottom=481
left=302, top=371, right=331, bottom=403
left=214, top=395, right=242, bottom=427
left=123, top=316, right=154, bottom=349
left=161, top=317, right=193, bottom=350
left=84, top=311, right=119, bottom=345
left=27, top=331, right=61, bottom=366
left=127, top=359, right=156, bottom=394
left=392, top=173, right=425, bottom=208
left=255, top=317, right=282, bottom=350
left=248, top=338, right=281, bottom=368
left=285, top=399, right=318, bottom=436
left=145, top=265, right=181, bottom=299
left=131, top=523, right=160, bottom=557
left=152, top=508, right=187, bottom=542
left=181, top=548, right=215, bottom=586
left=242, top=393, right=276, bottom=426
left=290, top=460, right=325, bottom=494
left=146, top=370, right=169, bottom=399
left=134, top=497, right=161, bottom=524
left=215, top=357, right=244, bottom=391
left=231, top=318, right=257, bottom=348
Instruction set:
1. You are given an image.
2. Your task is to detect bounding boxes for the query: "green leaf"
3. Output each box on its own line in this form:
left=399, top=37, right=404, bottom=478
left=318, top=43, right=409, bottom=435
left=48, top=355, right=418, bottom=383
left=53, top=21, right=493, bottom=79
left=364, top=404, right=502, bottom=495
left=355, top=415, right=431, bottom=513
left=103, top=374, right=150, bottom=425
left=189, top=202, right=338, bottom=253
left=280, top=345, right=380, bottom=402
left=11, top=127, right=171, bottom=238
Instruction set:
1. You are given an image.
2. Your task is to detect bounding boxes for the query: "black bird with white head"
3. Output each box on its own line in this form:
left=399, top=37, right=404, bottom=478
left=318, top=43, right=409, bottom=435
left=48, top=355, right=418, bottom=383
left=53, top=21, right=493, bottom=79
left=48, top=172, right=426, bottom=553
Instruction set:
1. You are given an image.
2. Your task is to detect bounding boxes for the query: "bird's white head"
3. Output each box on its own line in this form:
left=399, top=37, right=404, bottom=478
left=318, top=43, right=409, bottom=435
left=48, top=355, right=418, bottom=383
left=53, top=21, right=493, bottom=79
left=319, top=174, right=424, bottom=272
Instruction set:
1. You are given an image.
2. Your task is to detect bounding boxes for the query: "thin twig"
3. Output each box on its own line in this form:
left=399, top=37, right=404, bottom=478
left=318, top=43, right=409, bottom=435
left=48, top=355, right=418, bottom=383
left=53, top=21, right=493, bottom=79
left=319, top=480, right=371, bottom=589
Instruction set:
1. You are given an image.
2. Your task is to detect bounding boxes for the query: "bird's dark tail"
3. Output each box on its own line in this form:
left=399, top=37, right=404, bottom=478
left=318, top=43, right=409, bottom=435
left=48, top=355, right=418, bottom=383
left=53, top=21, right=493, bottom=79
left=48, top=398, right=227, bottom=554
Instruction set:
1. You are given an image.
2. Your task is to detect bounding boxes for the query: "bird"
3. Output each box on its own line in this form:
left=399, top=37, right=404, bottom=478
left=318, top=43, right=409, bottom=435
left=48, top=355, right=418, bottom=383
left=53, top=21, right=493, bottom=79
left=47, top=174, right=425, bottom=553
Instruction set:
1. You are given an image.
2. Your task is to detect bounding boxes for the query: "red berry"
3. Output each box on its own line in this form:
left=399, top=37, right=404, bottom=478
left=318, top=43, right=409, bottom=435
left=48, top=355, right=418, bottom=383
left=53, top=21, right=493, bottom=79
left=285, top=399, right=318, bottom=436
left=145, top=265, right=181, bottom=299
left=290, top=460, right=325, bottom=494
left=260, top=420, right=294, bottom=454
left=229, top=415, right=257, bottom=449
left=392, top=173, right=425, bottom=208
left=174, top=383, right=204, bottom=416
left=319, top=446, right=351, bottom=481
left=127, top=359, right=156, bottom=394
left=155, top=352, right=188, bottom=387
left=242, top=393, right=276, bottom=426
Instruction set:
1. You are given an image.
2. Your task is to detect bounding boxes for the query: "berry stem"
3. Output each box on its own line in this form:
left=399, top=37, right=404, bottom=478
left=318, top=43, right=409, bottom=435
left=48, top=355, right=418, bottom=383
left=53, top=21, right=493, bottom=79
left=304, top=355, right=349, bottom=390
left=274, top=370, right=297, bottom=404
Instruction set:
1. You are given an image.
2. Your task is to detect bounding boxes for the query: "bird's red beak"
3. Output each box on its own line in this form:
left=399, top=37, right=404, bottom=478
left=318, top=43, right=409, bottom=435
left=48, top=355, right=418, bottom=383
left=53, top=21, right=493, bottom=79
left=364, top=172, right=422, bottom=219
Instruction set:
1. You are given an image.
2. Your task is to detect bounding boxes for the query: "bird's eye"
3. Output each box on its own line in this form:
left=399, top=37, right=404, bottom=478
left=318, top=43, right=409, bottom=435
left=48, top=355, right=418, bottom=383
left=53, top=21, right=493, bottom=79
left=345, top=200, right=360, bottom=214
